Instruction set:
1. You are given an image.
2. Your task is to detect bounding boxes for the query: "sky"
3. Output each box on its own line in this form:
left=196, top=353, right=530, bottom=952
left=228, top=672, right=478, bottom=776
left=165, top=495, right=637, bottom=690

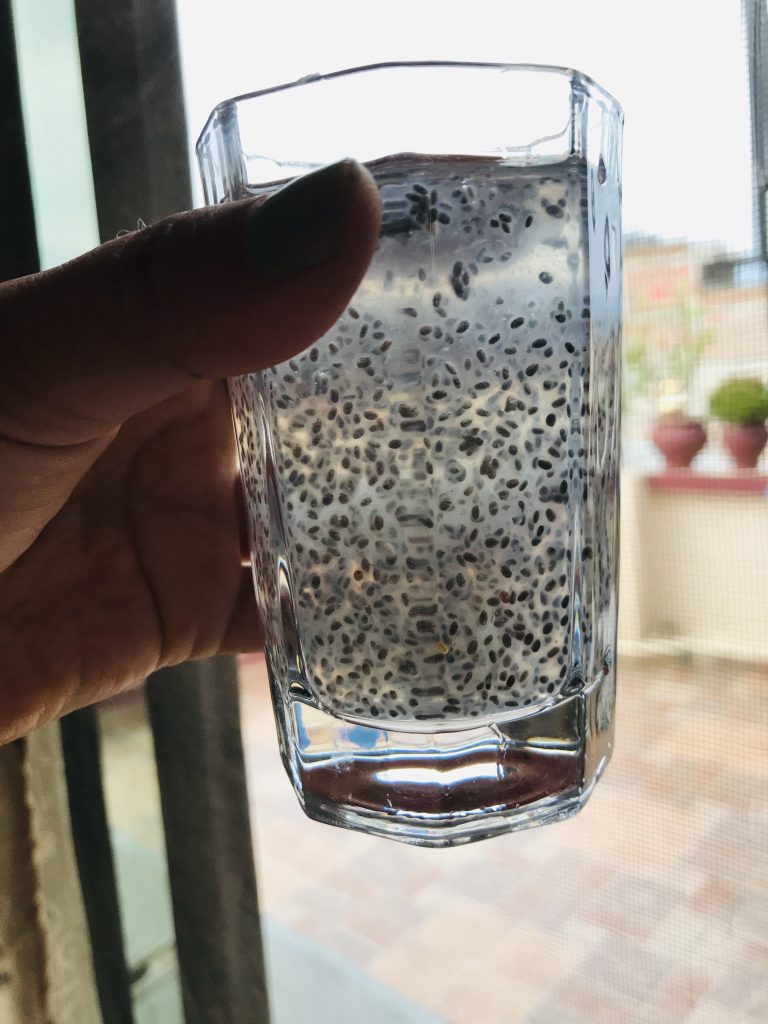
left=11, top=0, right=756, bottom=267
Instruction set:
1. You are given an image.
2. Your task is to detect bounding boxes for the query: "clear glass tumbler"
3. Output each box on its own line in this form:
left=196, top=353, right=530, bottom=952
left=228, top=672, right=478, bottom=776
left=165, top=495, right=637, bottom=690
left=197, top=63, right=623, bottom=846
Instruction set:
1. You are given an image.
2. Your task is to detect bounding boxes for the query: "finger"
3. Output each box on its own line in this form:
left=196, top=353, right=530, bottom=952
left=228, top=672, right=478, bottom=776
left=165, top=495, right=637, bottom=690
left=0, top=160, right=381, bottom=567
left=0, top=158, right=381, bottom=446
left=219, top=565, right=264, bottom=655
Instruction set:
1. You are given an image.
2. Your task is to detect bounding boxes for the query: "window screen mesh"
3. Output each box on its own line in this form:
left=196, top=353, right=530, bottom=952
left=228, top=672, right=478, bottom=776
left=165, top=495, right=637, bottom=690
left=91, top=2, right=768, bottom=1022
left=234, top=6, right=768, bottom=1023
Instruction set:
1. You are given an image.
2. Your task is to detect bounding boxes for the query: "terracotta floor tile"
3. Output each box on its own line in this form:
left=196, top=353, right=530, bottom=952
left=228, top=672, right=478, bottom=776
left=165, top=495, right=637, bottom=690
left=484, top=924, right=582, bottom=990
left=684, top=832, right=768, bottom=894
left=580, top=870, right=683, bottom=939
left=238, top=659, right=768, bottom=1018
left=256, top=857, right=313, bottom=911
left=640, top=758, right=721, bottom=810
left=392, top=908, right=578, bottom=992
left=548, top=976, right=642, bottom=1024
left=689, top=874, right=739, bottom=916
left=745, top=939, right=768, bottom=969
left=574, top=934, right=672, bottom=1004
left=654, top=718, right=768, bottom=776
left=730, top=891, right=768, bottom=944
left=428, top=856, right=535, bottom=913
left=289, top=913, right=382, bottom=967
left=342, top=905, right=415, bottom=948
left=368, top=938, right=456, bottom=1006
left=651, top=966, right=712, bottom=1019
left=683, top=996, right=760, bottom=1024
left=519, top=1000, right=597, bottom=1024
left=432, top=963, right=542, bottom=1024
left=708, top=962, right=768, bottom=1018
left=554, top=789, right=710, bottom=878
left=490, top=848, right=617, bottom=931
left=398, top=896, right=514, bottom=966
left=641, top=905, right=746, bottom=974
left=341, top=845, right=442, bottom=900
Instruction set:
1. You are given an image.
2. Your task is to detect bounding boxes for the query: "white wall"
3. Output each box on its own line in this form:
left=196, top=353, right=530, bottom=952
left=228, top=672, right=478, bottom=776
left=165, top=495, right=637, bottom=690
left=619, top=472, right=768, bottom=661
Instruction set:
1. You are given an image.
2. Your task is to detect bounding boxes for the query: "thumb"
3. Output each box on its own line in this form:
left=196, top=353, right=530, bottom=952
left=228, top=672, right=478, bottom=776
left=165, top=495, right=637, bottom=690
left=0, top=158, right=381, bottom=445
left=0, top=159, right=381, bottom=569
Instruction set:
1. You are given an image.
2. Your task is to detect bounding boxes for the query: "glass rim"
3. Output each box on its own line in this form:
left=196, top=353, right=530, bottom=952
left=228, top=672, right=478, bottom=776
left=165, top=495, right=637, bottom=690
left=195, top=60, right=623, bottom=155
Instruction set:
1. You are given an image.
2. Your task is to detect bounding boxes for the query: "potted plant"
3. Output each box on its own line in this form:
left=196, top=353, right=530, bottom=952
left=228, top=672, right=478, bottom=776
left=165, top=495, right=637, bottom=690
left=650, top=406, right=708, bottom=470
left=625, top=278, right=713, bottom=469
left=709, top=377, right=768, bottom=469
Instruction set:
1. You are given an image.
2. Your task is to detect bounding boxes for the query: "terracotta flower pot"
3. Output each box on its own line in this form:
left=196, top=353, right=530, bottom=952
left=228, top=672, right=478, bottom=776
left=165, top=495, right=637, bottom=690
left=652, top=417, right=707, bottom=469
left=722, top=423, right=768, bottom=470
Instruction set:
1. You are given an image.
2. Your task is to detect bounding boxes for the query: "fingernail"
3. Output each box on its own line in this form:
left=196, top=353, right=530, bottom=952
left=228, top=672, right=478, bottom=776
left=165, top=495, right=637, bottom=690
left=246, top=159, right=364, bottom=279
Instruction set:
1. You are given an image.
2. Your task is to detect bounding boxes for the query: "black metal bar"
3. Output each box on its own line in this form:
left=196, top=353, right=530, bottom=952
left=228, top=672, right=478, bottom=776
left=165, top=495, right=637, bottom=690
left=146, top=661, right=270, bottom=1024
left=0, top=0, right=39, bottom=281
left=72, top=1, right=270, bottom=1021
left=60, top=709, right=136, bottom=1024
left=745, top=0, right=768, bottom=260
left=73, top=0, right=192, bottom=236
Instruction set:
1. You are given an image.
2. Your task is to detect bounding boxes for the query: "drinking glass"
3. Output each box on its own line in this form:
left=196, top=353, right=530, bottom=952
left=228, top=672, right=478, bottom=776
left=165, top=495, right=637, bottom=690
left=197, top=63, right=623, bottom=846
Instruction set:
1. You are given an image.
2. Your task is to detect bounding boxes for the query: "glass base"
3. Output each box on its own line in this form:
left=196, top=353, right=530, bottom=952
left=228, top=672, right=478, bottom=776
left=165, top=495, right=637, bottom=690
left=268, top=667, right=614, bottom=848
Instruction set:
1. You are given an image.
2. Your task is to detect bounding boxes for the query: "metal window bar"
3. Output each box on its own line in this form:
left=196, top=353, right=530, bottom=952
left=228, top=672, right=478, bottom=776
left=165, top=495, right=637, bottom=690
left=746, top=0, right=768, bottom=262
left=60, top=710, right=138, bottom=1024
left=0, top=0, right=39, bottom=280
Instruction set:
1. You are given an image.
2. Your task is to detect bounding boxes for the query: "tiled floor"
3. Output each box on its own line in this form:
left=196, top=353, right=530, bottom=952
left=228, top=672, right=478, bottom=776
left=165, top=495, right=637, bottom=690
left=238, top=654, right=768, bottom=1024
left=100, top=655, right=767, bottom=1023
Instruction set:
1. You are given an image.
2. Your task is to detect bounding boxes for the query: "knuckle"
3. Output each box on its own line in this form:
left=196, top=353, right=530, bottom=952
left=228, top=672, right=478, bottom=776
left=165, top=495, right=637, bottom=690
left=111, top=217, right=204, bottom=380
left=114, top=219, right=175, bottom=320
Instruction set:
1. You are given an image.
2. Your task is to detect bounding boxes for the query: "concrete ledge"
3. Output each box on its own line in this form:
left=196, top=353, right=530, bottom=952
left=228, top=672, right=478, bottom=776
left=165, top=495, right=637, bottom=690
left=648, top=472, right=768, bottom=496
left=619, top=637, right=768, bottom=664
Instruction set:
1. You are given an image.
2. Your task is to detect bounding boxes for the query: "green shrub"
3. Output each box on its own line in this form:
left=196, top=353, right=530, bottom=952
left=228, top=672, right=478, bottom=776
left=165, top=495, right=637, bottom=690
left=709, top=377, right=768, bottom=426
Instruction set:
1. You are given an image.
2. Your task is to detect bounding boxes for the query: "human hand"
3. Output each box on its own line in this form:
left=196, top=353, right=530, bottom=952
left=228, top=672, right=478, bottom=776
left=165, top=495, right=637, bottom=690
left=0, top=159, right=381, bottom=742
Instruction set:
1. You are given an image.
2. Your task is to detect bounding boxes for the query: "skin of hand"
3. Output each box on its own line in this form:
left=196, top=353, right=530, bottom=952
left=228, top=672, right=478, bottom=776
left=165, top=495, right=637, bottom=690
left=0, top=159, right=381, bottom=743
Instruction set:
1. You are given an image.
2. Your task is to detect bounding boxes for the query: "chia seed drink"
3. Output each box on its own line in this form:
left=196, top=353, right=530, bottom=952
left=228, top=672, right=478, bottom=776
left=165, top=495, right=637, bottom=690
left=199, top=64, right=622, bottom=845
